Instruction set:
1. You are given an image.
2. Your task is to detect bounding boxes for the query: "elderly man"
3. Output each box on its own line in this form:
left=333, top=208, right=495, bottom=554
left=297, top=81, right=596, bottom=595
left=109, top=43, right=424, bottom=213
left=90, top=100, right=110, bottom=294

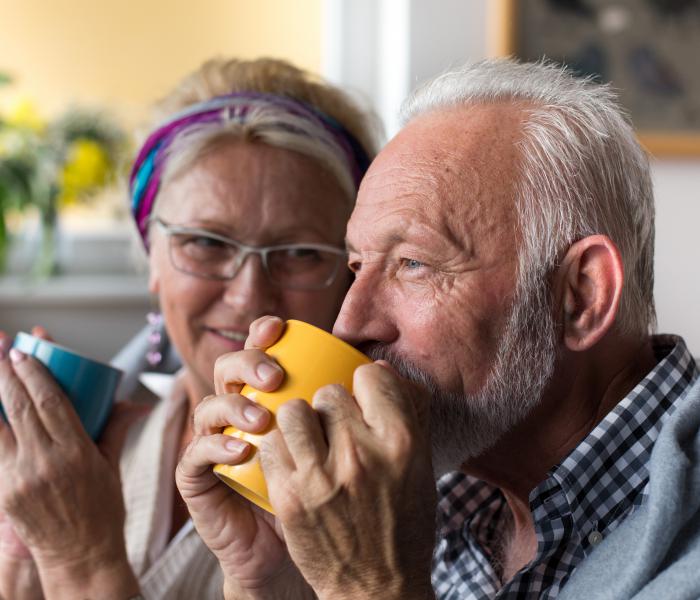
left=176, top=59, right=699, bottom=599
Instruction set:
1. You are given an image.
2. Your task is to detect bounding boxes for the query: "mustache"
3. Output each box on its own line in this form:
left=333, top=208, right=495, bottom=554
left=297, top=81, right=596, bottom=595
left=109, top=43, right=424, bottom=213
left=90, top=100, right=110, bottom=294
left=358, top=342, right=442, bottom=396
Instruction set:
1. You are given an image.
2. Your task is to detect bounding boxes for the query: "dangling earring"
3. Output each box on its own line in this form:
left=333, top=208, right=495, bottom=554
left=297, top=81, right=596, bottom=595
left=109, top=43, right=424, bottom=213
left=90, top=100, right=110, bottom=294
left=146, top=310, right=164, bottom=367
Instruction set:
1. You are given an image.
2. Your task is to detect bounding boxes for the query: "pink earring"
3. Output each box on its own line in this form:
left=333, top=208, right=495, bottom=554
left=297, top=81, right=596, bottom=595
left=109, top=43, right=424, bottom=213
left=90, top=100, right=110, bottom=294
left=146, top=311, right=164, bottom=367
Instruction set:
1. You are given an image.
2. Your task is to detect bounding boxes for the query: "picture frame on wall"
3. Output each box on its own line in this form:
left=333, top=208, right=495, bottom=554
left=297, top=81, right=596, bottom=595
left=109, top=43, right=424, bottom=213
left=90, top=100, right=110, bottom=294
left=487, top=0, right=700, bottom=156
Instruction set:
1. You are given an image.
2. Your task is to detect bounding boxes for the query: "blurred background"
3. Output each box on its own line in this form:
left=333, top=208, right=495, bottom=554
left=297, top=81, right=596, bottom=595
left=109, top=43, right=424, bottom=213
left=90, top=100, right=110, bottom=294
left=0, top=0, right=698, bottom=360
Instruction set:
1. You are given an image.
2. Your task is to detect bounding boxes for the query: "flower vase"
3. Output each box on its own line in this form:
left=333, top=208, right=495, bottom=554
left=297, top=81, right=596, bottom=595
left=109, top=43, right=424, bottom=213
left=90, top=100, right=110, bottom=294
left=0, top=210, right=7, bottom=274
left=33, top=198, right=58, bottom=278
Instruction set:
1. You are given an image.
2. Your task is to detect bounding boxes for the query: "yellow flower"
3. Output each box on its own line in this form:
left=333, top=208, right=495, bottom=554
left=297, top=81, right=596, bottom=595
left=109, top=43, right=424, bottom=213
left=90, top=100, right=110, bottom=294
left=5, top=97, right=45, bottom=131
left=58, top=138, right=111, bottom=205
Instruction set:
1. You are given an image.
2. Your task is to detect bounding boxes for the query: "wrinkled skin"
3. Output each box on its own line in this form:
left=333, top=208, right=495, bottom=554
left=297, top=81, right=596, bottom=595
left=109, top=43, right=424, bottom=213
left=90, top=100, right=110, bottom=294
left=177, top=104, right=529, bottom=600
left=149, top=140, right=352, bottom=405
left=177, top=317, right=437, bottom=600
left=0, top=329, right=146, bottom=600
left=1, top=140, right=352, bottom=599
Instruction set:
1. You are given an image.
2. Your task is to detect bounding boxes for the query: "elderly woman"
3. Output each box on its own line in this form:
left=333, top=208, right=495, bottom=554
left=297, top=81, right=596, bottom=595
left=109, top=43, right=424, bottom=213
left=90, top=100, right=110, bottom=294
left=0, top=57, right=379, bottom=599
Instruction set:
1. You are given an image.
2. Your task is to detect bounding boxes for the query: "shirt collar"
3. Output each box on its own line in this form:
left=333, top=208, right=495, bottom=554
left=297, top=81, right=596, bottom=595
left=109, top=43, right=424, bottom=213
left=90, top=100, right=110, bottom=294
left=435, top=335, right=698, bottom=551
left=532, top=334, right=698, bottom=553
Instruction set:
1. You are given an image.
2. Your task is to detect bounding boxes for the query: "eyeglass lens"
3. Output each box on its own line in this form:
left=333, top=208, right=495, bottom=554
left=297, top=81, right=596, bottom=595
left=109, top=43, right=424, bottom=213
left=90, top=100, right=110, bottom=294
left=167, top=231, right=343, bottom=290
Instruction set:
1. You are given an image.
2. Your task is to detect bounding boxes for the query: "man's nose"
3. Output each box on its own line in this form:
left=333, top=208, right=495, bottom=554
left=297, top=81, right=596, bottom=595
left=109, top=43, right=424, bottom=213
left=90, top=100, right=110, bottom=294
left=332, top=272, right=397, bottom=347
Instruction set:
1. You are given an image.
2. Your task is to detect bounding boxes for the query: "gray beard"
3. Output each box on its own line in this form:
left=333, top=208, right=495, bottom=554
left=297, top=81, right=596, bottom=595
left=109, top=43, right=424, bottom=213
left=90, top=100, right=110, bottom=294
left=363, top=274, right=558, bottom=476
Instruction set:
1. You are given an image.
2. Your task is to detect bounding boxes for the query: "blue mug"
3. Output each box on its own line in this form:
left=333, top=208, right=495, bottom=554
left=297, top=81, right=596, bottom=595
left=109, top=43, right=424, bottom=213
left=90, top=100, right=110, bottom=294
left=1, top=332, right=123, bottom=440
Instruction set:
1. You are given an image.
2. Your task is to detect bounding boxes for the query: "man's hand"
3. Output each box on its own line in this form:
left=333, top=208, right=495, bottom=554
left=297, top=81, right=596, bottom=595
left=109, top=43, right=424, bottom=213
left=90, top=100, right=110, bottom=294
left=261, top=361, right=437, bottom=600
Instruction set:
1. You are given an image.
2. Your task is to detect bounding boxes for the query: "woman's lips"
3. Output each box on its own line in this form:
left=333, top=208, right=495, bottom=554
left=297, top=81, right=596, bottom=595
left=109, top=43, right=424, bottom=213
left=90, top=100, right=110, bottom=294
left=209, top=328, right=246, bottom=342
left=205, top=327, right=247, bottom=349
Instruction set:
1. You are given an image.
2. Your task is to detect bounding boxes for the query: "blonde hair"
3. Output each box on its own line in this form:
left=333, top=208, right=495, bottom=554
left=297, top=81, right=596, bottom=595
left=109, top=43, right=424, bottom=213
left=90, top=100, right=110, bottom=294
left=149, top=57, right=381, bottom=202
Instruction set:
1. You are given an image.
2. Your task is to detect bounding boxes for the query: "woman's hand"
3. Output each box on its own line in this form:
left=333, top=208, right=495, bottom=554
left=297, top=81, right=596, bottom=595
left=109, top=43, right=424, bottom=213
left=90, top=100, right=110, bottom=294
left=0, top=328, right=144, bottom=600
left=0, top=327, right=48, bottom=600
left=176, top=316, right=315, bottom=600
left=0, top=504, right=43, bottom=600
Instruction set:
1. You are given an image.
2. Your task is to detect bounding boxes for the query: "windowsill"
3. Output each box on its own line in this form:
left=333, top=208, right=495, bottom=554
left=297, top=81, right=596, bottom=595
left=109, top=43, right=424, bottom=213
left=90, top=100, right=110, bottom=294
left=0, top=273, right=149, bottom=307
left=1, top=225, right=150, bottom=306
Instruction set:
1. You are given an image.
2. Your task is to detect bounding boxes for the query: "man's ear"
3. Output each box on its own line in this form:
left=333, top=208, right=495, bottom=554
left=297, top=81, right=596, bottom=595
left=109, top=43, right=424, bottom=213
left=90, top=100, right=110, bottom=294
left=555, top=235, right=624, bottom=352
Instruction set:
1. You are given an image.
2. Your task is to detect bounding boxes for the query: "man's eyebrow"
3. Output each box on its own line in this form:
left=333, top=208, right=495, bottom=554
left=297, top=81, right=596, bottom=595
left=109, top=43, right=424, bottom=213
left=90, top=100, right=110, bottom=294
left=345, top=234, right=406, bottom=254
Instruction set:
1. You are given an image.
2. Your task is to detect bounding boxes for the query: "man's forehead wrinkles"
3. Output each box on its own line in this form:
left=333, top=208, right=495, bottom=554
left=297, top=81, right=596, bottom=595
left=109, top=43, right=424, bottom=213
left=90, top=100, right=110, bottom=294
left=361, top=166, right=441, bottom=201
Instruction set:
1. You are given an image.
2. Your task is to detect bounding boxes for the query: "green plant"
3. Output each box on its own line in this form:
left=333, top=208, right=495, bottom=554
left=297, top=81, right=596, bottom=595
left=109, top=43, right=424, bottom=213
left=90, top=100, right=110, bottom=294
left=0, top=72, right=128, bottom=276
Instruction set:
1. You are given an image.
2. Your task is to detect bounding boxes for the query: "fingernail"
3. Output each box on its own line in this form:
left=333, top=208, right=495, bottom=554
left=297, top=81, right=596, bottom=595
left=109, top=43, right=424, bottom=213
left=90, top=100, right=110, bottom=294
left=256, top=362, right=281, bottom=382
left=225, top=438, right=248, bottom=454
left=9, top=349, right=25, bottom=364
left=243, top=404, right=265, bottom=423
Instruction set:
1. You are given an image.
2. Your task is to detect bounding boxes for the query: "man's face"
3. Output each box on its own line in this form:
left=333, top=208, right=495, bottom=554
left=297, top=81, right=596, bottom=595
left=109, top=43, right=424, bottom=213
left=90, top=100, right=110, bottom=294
left=333, top=104, right=557, bottom=473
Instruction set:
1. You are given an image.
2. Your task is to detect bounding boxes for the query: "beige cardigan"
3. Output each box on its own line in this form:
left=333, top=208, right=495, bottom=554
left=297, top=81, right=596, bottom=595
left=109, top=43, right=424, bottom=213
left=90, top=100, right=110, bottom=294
left=120, top=373, right=224, bottom=599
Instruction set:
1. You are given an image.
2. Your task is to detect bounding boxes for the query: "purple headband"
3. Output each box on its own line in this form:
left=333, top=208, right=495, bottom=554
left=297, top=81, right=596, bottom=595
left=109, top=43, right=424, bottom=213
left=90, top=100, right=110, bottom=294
left=129, top=92, right=371, bottom=248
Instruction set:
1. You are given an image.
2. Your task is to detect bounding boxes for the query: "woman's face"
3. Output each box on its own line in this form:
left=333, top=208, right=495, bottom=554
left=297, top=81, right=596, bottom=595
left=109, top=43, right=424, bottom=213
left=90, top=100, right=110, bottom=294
left=148, top=140, right=353, bottom=398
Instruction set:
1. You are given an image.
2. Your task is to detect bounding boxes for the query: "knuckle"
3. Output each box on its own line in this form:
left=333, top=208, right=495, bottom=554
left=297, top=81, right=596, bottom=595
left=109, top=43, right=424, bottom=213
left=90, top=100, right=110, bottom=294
left=250, top=315, right=281, bottom=342
left=313, top=384, right=349, bottom=409
left=3, top=395, right=28, bottom=420
left=258, top=434, right=277, bottom=468
left=181, top=435, right=200, bottom=461
left=384, top=425, right=416, bottom=461
left=279, top=398, right=308, bottom=417
left=192, top=395, right=225, bottom=432
left=214, top=352, right=234, bottom=374
left=213, top=354, right=236, bottom=387
left=46, top=466, right=76, bottom=494
left=271, top=485, right=305, bottom=524
left=276, top=400, right=313, bottom=434
left=250, top=316, right=268, bottom=336
left=354, top=362, right=382, bottom=387
left=314, top=383, right=348, bottom=406
left=191, top=397, right=210, bottom=425
left=259, top=428, right=285, bottom=458
left=35, top=390, right=64, bottom=412
left=175, top=450, right=197, bottom=484
left=3, top=474, right=39, bottom=510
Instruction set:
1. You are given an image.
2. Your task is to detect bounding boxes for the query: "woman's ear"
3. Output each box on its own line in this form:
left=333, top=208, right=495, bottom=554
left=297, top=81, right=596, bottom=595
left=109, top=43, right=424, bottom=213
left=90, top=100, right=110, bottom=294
left=554, top=235, right=624, bottom=352
left=147, top=248, right=161, bottom=295
left=148, top=267, right=160, bottom=295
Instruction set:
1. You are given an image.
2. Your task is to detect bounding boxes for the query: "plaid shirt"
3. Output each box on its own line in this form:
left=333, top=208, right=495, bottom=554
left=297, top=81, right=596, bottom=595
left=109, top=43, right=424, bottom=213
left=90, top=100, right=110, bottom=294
left=432, top=335, right=698, bottom=599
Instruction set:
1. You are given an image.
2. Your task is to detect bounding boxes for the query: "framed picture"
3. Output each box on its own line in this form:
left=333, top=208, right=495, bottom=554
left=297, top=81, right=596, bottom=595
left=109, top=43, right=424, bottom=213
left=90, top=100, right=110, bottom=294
left=487, top=0, right=700, bottom=156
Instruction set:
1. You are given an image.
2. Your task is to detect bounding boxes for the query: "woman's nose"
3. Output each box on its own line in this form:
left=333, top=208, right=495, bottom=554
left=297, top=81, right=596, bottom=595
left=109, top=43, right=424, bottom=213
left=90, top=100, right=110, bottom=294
left=221, top=253, right=278, bottom=311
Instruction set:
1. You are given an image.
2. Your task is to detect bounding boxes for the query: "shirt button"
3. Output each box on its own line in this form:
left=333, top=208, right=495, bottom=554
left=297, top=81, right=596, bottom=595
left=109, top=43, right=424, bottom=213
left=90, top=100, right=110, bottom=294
left=588, top=530, right=604, bottom=546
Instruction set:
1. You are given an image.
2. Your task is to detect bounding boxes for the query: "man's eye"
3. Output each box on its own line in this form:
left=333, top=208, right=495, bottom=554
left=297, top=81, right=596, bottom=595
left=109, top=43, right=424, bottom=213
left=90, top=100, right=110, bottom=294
left=402, top=258, right=425, bottom=270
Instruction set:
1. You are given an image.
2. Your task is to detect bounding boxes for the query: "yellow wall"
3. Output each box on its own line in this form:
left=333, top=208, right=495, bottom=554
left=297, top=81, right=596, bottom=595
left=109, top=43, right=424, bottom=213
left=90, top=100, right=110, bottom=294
left=0, top=0, right=322, bottom=124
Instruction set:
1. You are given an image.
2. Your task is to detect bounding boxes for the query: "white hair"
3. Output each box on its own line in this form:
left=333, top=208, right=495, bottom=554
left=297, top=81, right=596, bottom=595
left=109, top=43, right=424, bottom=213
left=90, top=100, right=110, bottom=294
left=140, top=57, right=382, bottom=234
left=401, top=59, right=656, bottom=337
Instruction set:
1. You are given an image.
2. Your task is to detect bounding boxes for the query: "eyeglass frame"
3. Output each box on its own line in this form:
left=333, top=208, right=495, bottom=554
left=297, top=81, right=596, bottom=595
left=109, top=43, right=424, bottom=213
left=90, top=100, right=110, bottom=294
left=150, top=216, right=349, bottom=290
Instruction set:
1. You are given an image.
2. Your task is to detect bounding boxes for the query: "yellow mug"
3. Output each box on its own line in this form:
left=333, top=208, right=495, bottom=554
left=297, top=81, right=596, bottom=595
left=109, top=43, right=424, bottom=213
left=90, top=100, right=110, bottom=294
left=213, top=319, right=371, bottom=513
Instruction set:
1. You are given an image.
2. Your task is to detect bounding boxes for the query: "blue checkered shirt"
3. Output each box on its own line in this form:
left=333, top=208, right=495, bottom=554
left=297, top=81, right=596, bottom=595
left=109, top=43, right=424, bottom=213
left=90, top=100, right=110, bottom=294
left=432, top=335, right=698, bottom=599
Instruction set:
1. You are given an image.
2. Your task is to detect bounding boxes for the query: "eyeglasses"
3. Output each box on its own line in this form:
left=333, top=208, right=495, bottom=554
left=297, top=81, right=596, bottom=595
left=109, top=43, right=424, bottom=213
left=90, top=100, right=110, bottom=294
left=151, top=217, right=348, bottom=291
